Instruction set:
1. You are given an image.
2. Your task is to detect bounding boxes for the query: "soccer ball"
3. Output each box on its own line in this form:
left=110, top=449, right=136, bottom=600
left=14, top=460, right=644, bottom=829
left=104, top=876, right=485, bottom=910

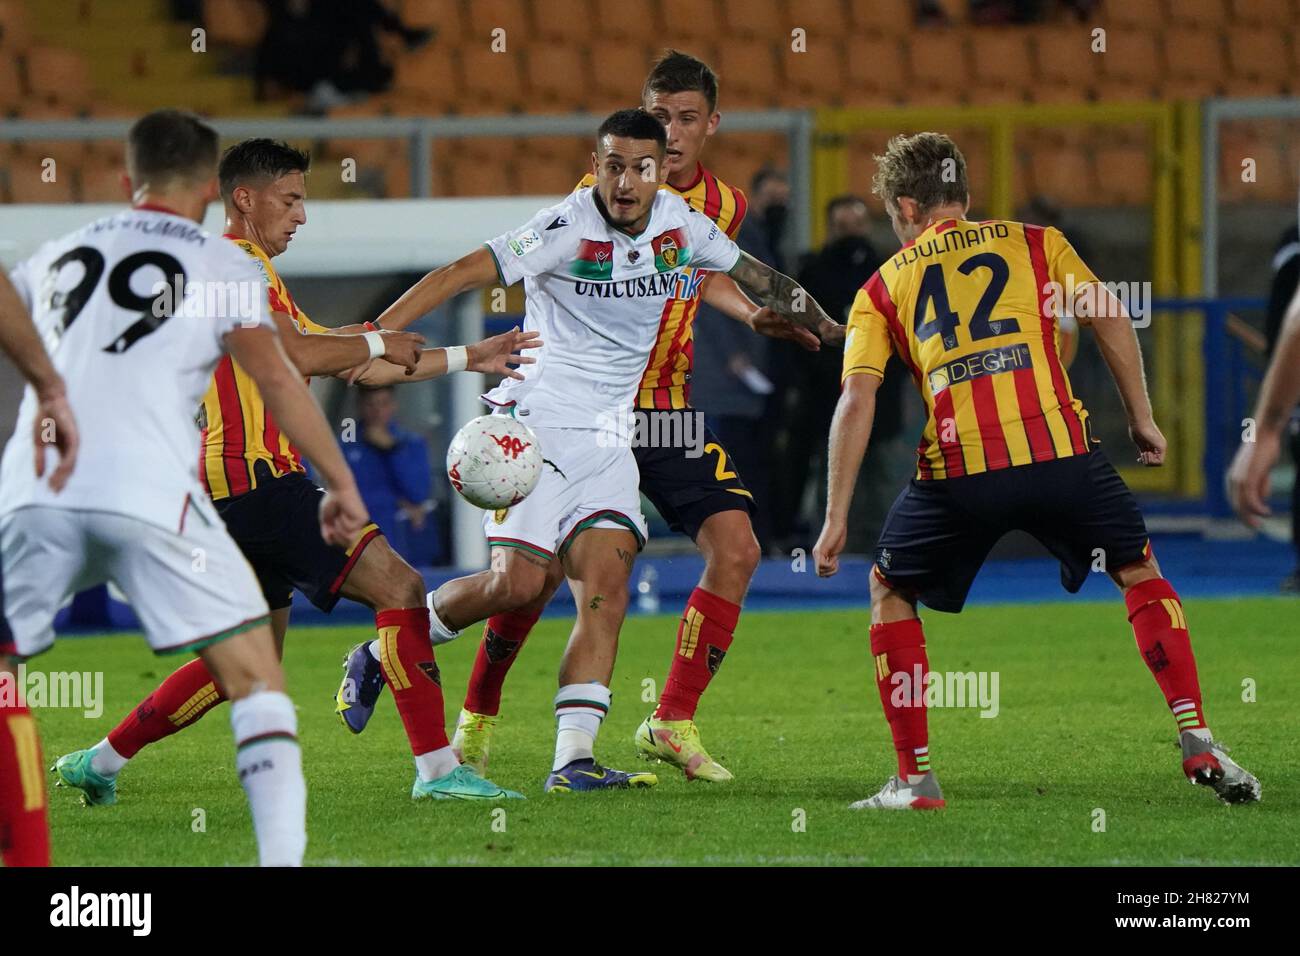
left=446, top=414, right=542, bottom=510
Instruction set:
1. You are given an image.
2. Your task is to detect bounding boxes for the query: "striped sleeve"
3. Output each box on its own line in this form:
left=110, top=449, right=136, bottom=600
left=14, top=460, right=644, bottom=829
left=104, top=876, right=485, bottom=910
left=842, top=286, right=893, bottom=381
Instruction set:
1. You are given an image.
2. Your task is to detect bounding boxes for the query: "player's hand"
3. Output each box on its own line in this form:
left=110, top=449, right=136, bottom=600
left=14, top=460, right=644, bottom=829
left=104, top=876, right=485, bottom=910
left=813, top=518, right=847, bottom=578
left=1227, top=430, right=1280, bottom=529
left=817, top=318, right=847, bottom=349
left=33, top=385, right=79, bottom=493
left=343, top=359, right=374, bottom=385
left=467, top=326, right=542, bottom=381
left=1129, top=417, right=1166, bottom=467
left=747, top=306, right=820, bottom=351
left=377, top=330, right=426, bottom=375
left=318, top=484, right=369, bottom=548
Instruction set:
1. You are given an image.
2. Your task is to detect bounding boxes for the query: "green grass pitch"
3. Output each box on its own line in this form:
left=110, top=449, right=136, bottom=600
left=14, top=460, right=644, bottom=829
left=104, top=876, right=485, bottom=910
left=33, top=597, right=1300, bottom=866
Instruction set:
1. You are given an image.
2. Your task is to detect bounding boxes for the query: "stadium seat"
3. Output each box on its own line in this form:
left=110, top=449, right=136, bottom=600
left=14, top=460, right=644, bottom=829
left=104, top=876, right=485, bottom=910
left=525, top=43, right=592, bottom=112
left=463, top=0, right=530, bottom=45
left=1098, top=0, right=1165, bottom=30
left=440, top=154, right=516, bottom=196
left=201, top=0, right=267, bottom=48
left=528, top=0, right=594, bottom=43
left=843, top=37, right=908, bottom=106
left=1226, top=27, right=1294, bottom=94
left=0, top=0, right=31, bottom=53
left=391, top=44, right=462, bottom=112
left=1033, top=26, right=1099, bottom=100
left=78, top=161, right=127, bottom=204
left=1027, top=141, right=1097, bottom=208
left=780, top=38, right=847, bottom=107
left=905, top=30, right=971, bottom=104
left=401, top=0, right=466, bottom=38
left=1166, top=0, right=1228, bottom=28
left=6, top=152, right=76, bottom=203
left=849, top=0, right=913, bottom=36
left=1160, top=27, right=1224, bottom=99
left=1093, top=144, right=1151, bottom=206
left=658, top=0, right=724, bottom=47
left=516, top=153, right=583, bottom=195
left=715, top=38, right=778, bottom=108
left=589, top=40, right=654, bottom=108
left=1227, top=0, right=1294, bottom=28
left=0, top=52, right=22, bottom=112
left=787, top=0, right=849, bottom=40
left=969, top=28, right=1035, bottom=103
left=721, top=0, right=783, bottom=40
left=1098, top=30, right=1160, bottom=99
left=460, top=45, right=524, bottom=112
left=24, top=46, right=94, bottom=109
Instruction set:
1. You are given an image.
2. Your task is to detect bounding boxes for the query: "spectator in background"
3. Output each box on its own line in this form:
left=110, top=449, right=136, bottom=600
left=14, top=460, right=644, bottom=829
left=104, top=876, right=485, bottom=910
left=770, top=195, right=907, bottom=554
left=1263, top=222, right=1300, bottom=592
left=749, top=167, right=792, bottom=273
left=341, top=385, right=436, bottom=565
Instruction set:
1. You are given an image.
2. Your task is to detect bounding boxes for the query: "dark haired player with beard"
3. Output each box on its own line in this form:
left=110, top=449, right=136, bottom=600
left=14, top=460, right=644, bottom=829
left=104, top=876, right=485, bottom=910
left=54, top=138, right=535, bottom=805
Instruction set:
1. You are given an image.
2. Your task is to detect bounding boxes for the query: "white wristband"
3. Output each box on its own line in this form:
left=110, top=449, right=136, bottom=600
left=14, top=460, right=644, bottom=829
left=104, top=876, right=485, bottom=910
left=445, top=345, right=468, bottom=373
left=363, top=330, right=385, bottom=360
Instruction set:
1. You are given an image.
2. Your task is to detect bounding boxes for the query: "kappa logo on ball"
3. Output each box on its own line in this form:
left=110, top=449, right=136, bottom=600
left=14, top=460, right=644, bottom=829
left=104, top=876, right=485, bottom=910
left=491, top=433, right=532, bottom=459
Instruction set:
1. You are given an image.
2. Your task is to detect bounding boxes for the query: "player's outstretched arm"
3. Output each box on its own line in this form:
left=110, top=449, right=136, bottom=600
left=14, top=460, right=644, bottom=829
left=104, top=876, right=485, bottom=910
left=1228, top=283, right=1300, bottom=526
left=266, top=311, right=426, bottom=378
left=814, top=373, right=880, bottom=578
left=373, top=247, right=502, bottom=331
left=225, top=325, right=368, bottom=547
left=726, top=251, right=845, bottom=347
left=1079, top=284, right=1165, bottom=467
left=0, top=271, right=78, bottom=492
left=354, top=327, right=541, bottom=387
left=702, top=272, right=821, bottom=351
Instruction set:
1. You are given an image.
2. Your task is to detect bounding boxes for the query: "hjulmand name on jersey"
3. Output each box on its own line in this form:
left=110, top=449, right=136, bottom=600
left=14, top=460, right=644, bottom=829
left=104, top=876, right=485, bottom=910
left=891, top=221, right=1010, bottom=269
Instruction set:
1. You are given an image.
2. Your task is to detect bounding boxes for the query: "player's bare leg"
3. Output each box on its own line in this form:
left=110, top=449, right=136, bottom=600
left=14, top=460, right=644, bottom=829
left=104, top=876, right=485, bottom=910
left=196, top=622, right=306, bottom=866
left=636, top=509, right=757, bottom=782
left=1110, top=553, right=1260, bottom=804
left=545, top=528, right=656, bottom=793
left=849, top=568, right=946, bottom=811
left=338, top=535, right=521, bottom=799
left=0, top=654, right=49, bottom=866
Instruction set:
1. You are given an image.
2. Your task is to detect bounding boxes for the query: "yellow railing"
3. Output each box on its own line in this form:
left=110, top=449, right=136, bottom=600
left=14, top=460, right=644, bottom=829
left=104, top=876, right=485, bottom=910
left=812, top=102, right=1202, bottom=496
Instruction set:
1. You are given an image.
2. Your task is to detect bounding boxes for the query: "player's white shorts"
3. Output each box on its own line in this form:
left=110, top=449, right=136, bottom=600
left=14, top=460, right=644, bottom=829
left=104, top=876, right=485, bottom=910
left=0, top=504, right=270, bottom=660
left=482, top=424, right=648, bottom=561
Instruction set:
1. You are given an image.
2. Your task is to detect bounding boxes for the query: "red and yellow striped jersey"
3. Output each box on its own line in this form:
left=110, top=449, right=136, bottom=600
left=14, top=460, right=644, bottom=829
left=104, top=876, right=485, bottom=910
left=198, top=236, right=326, bottom=500
left=843, top=218, right=1097, bottom=480
left=576, top=163, right=747, bottom=408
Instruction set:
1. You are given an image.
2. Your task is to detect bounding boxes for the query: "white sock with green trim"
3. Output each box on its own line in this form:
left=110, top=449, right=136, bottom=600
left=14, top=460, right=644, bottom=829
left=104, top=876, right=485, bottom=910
left=231, top=690, right=306, bottom=867
left=553, top=682, right=610, bottom=771
left=427, top=591, right=461, bottom=646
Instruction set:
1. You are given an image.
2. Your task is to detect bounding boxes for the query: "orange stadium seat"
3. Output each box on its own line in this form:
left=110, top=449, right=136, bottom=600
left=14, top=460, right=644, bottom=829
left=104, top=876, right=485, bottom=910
left=589, top=40, right=654, bottom=108
left=788, top=0, right=849, bottom=40
left=843, top=37, right=908, bottom=107
left=1098, top=29, right=1159, bottom=99
left=1098, top=0, right=1164, bottom=30
left=1027, top=142, right=1096, bottom=208
left=905, top=30, right=971, bottom=104
left=720, top=0, right=782, bottom=40
left=1160, top=27, right=1224, bottom=99
left=1227, top=0, right=1294, bottom=27
left=1032, top=27, right=1099, bottom=102
left=1227, top=27, right=1294, bottom=94
left=401, top=0, right=466, bottom=37
left=659, top=0, right=724, bottom=48
left=516, top=153, right=583, bottom=195
left=24, top=47, right=93, bottom=109
left=525, top=43, right=591, bottom=112
left=969, top=28, right=1034, bottom=103
left=202, top=0, right=267, bottom=48
left=779, top=39, right=847, bottom=107
left=460, top=45, right=524, bottom=112
left=1166, top=0, right=1228, bottom=28
left=0, top=0, right=31, bottom=53
left=1094, top=144, right=1151, bottom=206
left=6, top=152, right=76, bottom=203
left=528, top=0, right=594, bottom=42
left=0, top=53, right=22, bottom=112
left=79, top=161, right=127, bottom=204
left=463, top=0, right=530, bottom=45
left=391, top=43, right=462, bottom=112
left=440, top=154, right=516, bottom=196
left=715, top=38, right=778, bottom=108
left=849, top=0, right=913, bottom=36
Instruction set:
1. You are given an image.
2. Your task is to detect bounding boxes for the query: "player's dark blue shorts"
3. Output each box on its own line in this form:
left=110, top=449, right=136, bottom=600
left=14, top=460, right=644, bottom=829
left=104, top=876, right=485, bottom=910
left=634, top=410, right=756, bottom=540
left=873, top=449, right=1150, bottom=613
left=215, top=463, right=381, bottom=612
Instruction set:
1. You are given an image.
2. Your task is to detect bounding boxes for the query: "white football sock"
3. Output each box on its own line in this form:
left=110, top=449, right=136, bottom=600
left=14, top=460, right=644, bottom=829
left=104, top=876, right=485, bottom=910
left=230, top=690, right=306, bottom=867
left=367, top=639, right=381, bottom=662
left=552, top=682, right=610, bottom=771
left=414, top=745, right=460, bottom=782
left=427, top=592, right=461, bottom=646
left=89, top=738, right=127, bottom=777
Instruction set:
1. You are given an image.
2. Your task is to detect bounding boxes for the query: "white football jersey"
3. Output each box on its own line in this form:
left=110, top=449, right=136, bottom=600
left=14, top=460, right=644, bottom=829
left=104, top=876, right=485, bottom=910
left=0, top=208, right=270, bottom=530
left=483, top=186, right=741, bottom=429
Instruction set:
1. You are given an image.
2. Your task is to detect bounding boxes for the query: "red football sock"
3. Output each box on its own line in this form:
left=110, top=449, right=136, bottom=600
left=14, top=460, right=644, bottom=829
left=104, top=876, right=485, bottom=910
left=376, top=607, right=449, bottom=755
left=0, top=700, right=50, bottom=867
left=464, top=607, right=541, bottom=716
left=870, top=618, right=931, bottom=778
left=655, top=587, right=738, bottom=721
left=107, top=656, right=227, bottom=759
left=1126, top=578, right=1207, bottom=734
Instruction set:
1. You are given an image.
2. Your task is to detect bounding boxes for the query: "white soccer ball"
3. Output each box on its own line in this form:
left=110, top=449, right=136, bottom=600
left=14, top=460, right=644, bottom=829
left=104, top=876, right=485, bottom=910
left=446, top=414, right=542, bottom=510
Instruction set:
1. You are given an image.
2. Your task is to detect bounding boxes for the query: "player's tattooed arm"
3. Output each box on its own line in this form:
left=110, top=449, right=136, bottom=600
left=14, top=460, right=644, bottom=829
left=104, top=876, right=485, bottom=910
left=726, top=252, right=845, bottom=347
left=702, top=272, right=821, bottom=352
left=374, top=247, right=501, bottom=331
